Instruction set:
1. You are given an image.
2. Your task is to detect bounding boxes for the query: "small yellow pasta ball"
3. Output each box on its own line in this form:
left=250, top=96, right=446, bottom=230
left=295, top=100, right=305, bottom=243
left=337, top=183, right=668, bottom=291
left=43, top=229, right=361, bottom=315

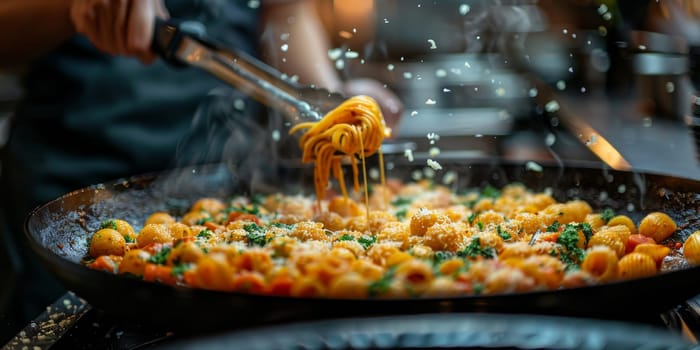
left=101, top=219, right=136, bottom=242
left=290, top=221, right=327, bottom=241
left=607, top=215, right=637, bottom=235
left=598, top=225, right=631, bottom=246
left=89, top=228, right=127, bottom=257
left=539, top=203, right=566, bottom=226
left=193, top=253, right=236, bottom=291
left=581, top=246, right=619, bottom=282
left=394, top=259, right=434, bottom=294
left=144, top=212, right=175, bottom=226
left=329, top=247, right=356, bottom=264
left=368, top=211, right=398, bottom=233
left=367, top=243, right=401, bottom=266
left=291, top=276, right=326, bottom=297
left=519, top=255, right=566, bottom=289
left=386, top=251, right=413, bottom=267
left=328, top=197, right=362, bottom=217
left=118, top=249, right=151, bottom=276
left=426, top=276, right=459, bottom=296
left=137, top=224, right=173, bottom=247
left=314, top=211, right=345, bottom=231
left=167, top=222, right=192, bottom=240
left=499, top=242, right=535, bottom=260
left=530, top=193, right=556, bottom=211
left=684, top=231, right=700, bottom=265
left=473, top=232, right=504, bottom=254
left=618, top=252, right=656, bottom=279
left=585, top=214, right=606, bottom=233
left=327, top=272, right=368, bottom=298
left=351, top=259, right=384, bottom=281
left=444, top=206, right=468, bottom=222
left=474, top=210, right=505, bottom=226
left=410, top=245, right=433, bottom=259
left=639, top=212, right=677, bottom=242
left=472, top=198, right=494, bottom=212
left=563, top=200, right=592, bottom=223
left=588, top=231, right=625, bottom=258
left=332, top=239, right=364, bottom=257
left=512, top=212, right=544, bottom=236
left=378, top=221, right=410, bottom=248
left=438, top=258, right=465, bottom=276
left=633, top=243, right=671, bottom=267
left=269, top=236, right=297, bottom=258
left=191, top=198, right=226, bottom=214
left=167, top=241, right=204, bottom=265
left=423, top=222, right=468, bottom=252
left=181, top=211, right=210, bottom=226
left=409, top=209, right=448, bottom=236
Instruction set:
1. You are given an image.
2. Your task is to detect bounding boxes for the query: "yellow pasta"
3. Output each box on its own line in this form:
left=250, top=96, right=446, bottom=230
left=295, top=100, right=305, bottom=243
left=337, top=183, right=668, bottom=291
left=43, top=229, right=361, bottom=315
left=588, top=231, right=625, bottom=258
left=683, top=231, right=700, bottom=265
left=618, top=252, right=656, bottom=279
left=89, top=228, right=127, bottom=257
left=581, top=246, right=619, bottom=282
left=639, top=212, right=677, bottom=242
left=290, top=95, right=389, bottom=201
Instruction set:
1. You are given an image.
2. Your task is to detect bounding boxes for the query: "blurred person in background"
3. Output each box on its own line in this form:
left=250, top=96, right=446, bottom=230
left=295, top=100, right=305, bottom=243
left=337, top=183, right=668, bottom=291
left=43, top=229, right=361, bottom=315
left=0, top=0, right=402, bottom=341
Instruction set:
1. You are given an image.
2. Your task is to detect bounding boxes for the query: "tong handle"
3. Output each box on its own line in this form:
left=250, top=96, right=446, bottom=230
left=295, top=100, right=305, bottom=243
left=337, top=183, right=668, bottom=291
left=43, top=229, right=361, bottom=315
left=152, top=18, right=323, bottom=122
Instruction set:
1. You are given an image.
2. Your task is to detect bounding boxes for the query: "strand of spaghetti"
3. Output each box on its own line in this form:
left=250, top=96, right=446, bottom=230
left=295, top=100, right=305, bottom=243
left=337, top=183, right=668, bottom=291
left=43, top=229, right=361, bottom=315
left=289, top=95, right=389, bottom=203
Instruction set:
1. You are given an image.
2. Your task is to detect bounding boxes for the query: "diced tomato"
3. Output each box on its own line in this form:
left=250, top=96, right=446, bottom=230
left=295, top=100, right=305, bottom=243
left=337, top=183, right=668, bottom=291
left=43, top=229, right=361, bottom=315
left=227, top=212, right=261, bottom=225
left=143, top=264, right=177, bottom=285
left=204, top=221, right=223, bottom=231
left=626, top=234, right=656, bottom=254
left=88, top=256, right=120, bottom=273
left=266, top=275, right=294, bottom=296
left=539, top=231, right=560, bottom=243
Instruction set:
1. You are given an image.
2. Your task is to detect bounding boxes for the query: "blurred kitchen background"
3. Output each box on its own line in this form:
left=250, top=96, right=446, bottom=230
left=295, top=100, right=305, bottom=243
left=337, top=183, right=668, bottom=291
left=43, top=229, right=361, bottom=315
left=3, top=0, right=700, bottom=178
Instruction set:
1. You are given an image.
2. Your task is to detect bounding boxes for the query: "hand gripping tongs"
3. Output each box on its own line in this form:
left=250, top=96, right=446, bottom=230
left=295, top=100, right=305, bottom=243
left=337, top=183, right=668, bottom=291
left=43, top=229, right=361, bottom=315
left=152, top=18, right=345, bottom=124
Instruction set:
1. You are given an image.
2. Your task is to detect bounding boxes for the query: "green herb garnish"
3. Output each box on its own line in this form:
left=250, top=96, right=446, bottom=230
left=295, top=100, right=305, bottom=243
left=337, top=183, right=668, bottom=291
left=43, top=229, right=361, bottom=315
left=556, top=224, right=586, bottom=270
left=480, top=185, right=501, bottom=199
left=468, top=212, right=478, bottom=225
left=391, top=196, right=413, bottom=206
left=395, top=208, right=408, bottom=219
left=357, top=235, right=378, bottom=249
left=270, top=222, right=294, bottom=230
left=600, top=208, right=615, bottom=224
left=497, top=225, right=512, bottom=240
left=148, top=246, right=171, bottom=265
left=195, top=217, right=213, bottom=225
left=100, top=220, right=118, bottom=231
left=457, top=237, right=496, bottom=259
left=476, top=222, right=484, bottom=231
left=432, top=251, right=454, bottom=265
left=338, top=234, right=355, bottom=242
left=368, top=266, right=397, bottom=297
left=171, top=263, right=192, bottom=276
left=244, top=223, right=269, bottom=246
left=124, top=235, right=135, bottom=243
left=197, top=229, right=213, bottom=239
left=546, top=221, right=561, bottom=232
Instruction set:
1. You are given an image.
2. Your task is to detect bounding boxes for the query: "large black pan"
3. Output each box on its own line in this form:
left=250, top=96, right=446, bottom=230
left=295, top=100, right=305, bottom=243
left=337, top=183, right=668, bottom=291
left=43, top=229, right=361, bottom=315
left=25, top=160, right=700, bottom=330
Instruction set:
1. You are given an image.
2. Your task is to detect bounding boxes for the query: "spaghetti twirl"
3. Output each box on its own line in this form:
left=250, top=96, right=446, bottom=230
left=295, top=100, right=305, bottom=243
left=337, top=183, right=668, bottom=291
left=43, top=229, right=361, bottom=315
left=289, top=95, right=390, bottom=204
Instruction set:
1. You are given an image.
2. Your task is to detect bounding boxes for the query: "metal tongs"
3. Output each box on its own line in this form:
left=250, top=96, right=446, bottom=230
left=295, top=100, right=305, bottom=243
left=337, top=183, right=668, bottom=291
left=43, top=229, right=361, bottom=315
left=152, top=18, right=345, bottom=124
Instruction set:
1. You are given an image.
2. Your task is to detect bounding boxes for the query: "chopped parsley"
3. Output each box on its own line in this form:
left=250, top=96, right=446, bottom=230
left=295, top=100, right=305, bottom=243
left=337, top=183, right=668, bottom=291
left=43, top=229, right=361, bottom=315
left=579, top=223, right=593, bottom=244
left=432, top=251, right=454, bottom=265
left=197, top=229, right=213, bottom=239
left=472, top=283, right=484, bottom=295
left=226, top=204, right=260, bottom=216
left=337, top=234, right=355, bottom=242
left=476, top=222, right=484, bottom=231
left=368, top=266, right=397, bottom=297
left=357, top=235, right=378, bottom=249
left=391, top=196, right=413, bottom=206
left=497, top=225, right=512, bottom=240
left=457, top=237, right=496, bottom=259
left=467, top=212, right=478, bottom=225
left=395, top=208, right=408, bottom=219
left=480, top=185, right=501, bottom=199
left=244, top=223, right=269, bottom=246
left=251, top=193, right=265, bottom=206
left=100, top=220, right=118, bottom=231
left=195, top=217, right=213, bottom=225
left=270, top=222, right=294, bottom=230
left=171, top=263, right=192, bottom=276
left=556, top=224, right=586, bottom=270
left=124, top=235, right=135, bottom=243
left=546, top=221, right=561, bottom=232
left=148, top=246, right=171, bottom=265
left=600, top=208, right=615, bottom=224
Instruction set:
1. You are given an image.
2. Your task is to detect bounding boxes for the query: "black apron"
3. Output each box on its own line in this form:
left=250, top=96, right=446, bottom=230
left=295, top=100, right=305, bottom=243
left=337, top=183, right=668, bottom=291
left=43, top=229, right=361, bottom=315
left=0, top=0, right=261, bottom=328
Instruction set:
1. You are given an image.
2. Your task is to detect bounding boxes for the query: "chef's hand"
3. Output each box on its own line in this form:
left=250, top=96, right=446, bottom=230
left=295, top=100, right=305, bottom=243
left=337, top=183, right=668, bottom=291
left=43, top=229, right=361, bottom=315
left=343, top=78, right=403, bottom=132
left=70, top=0, right=169, bottom=63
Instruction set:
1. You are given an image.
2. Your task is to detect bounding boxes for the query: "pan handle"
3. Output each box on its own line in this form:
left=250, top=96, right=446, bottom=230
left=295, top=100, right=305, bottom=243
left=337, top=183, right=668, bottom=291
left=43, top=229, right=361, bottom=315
left=151, top=18, right=323, bottom=123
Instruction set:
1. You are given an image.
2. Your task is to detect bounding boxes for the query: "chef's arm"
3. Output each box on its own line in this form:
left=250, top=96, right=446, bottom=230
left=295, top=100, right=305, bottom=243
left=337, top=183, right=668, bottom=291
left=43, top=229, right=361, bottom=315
left=0, top=0, right=74, bottom=68
left=261, top=0, right=343, bottom=92
left=261, top=0, right=403, bottom=127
